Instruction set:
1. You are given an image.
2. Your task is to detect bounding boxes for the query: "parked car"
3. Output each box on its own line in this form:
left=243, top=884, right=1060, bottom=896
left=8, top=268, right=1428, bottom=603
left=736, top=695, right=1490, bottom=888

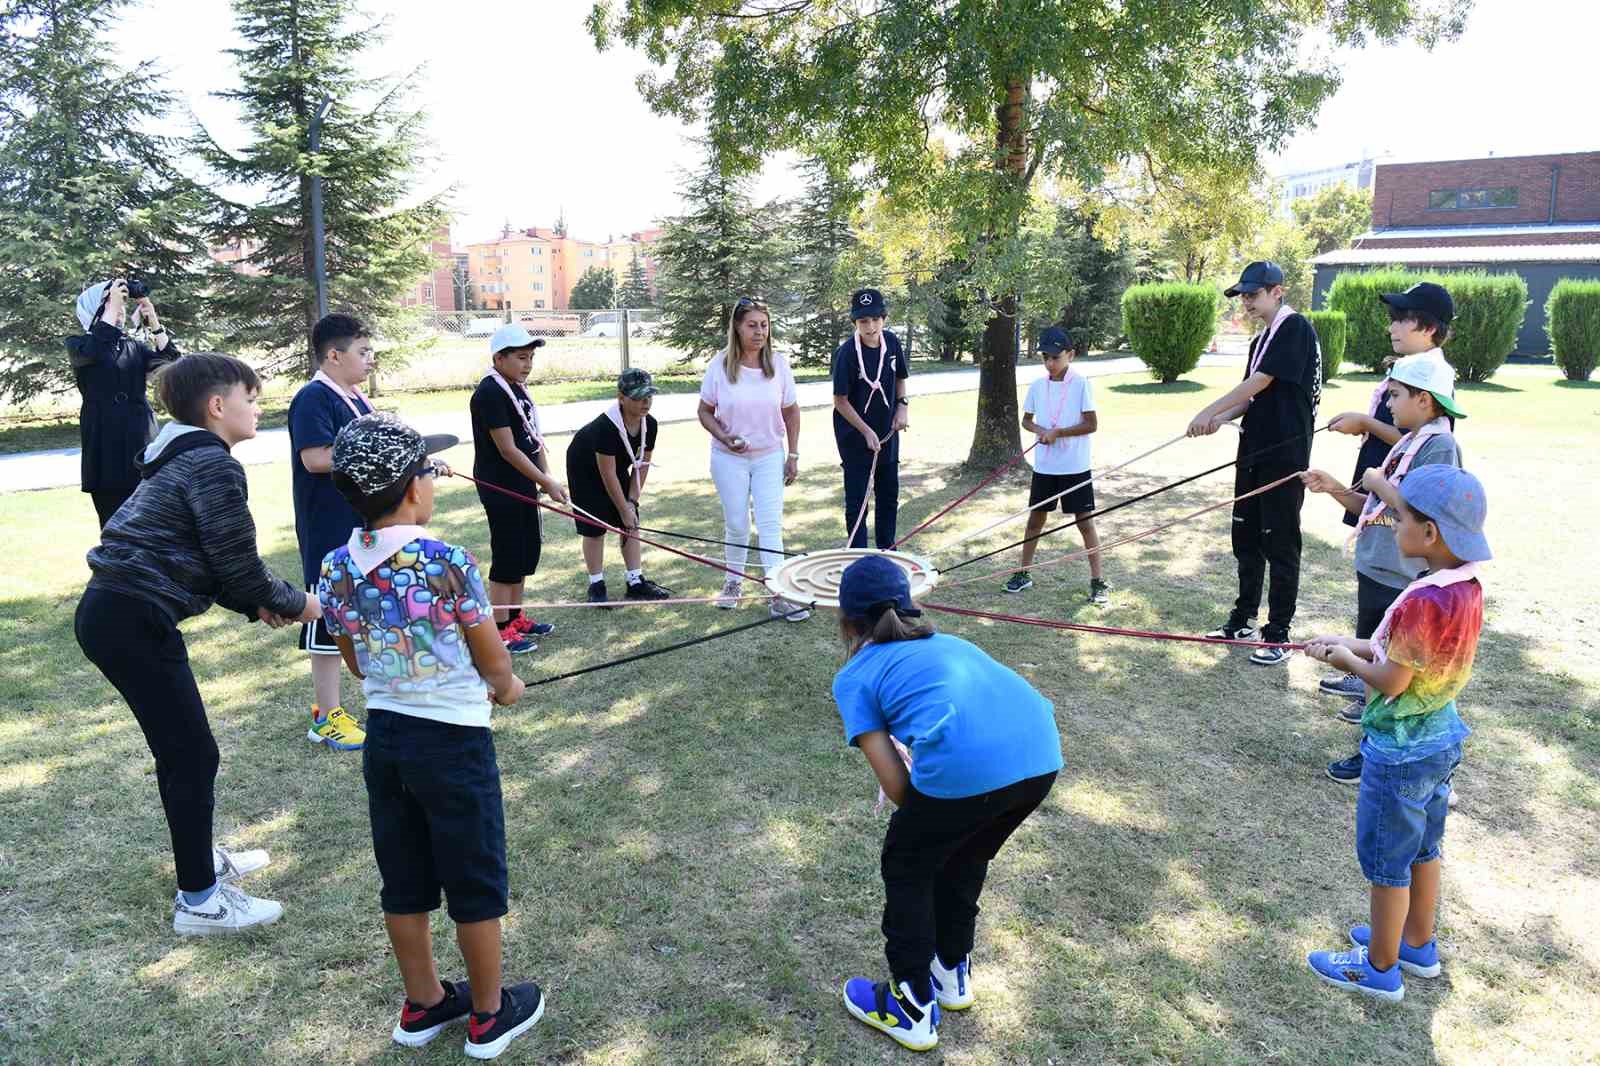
left=465, top=317, right=504, bottom=337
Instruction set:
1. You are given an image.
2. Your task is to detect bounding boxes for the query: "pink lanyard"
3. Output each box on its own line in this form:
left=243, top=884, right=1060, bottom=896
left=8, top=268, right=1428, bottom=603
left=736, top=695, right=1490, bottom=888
left=1038, top=372, right=1077, bottom=443
left=1246, top=305, right=1295, bottom=379
left=854, top=332, right=893, bottom=413
left=312, top=370, right=371, bottom=419
left=484, top=369, right=545, bottom=456
left=1352, top=418, right=1448, bottom=537
left=602, top=402, right=650, bottom=497
left=1370, top=562, right=1480, bottom=668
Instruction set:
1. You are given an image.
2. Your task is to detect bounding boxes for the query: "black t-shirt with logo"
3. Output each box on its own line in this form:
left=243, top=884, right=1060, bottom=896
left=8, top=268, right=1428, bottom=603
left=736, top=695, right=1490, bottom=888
left=831, top=330, right=909, bottom=449
left=1239, top=313, right=1322, bottom=471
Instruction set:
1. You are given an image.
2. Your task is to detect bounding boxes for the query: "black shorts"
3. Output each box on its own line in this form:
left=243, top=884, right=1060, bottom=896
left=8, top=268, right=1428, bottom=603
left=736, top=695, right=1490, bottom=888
left=362, top=708, right=509, bottom=924
left=479, top=490, right=542, bottom=583
left=1028, top=470, right=1094, bottom=515
left=572, top=494, right=637, bottom=539
left=298, top=584, right=339, bottom=655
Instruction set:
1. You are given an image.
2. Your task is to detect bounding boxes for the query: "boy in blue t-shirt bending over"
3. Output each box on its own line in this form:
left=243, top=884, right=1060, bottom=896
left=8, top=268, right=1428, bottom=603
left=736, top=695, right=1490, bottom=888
left=830, top=555, right=1062, bottom=1053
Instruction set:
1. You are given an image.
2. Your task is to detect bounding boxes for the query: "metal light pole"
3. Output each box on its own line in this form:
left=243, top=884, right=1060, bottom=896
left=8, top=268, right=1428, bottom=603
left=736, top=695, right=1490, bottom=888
left=308, top=97, right=333, bottom=321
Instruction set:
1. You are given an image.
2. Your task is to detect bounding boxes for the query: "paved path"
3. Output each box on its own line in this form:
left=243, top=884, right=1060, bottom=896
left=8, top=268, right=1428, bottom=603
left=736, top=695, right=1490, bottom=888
left=1, top=349, right=1246, bottom=492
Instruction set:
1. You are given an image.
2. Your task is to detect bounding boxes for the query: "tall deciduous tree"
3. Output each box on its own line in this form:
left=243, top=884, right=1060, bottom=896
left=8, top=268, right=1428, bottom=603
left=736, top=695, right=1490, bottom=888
left=568, top=265, right=617, bottom=310
left=196, top=0, right=448, bottom=376
left=0, top=0, right=211, bottom=402
left=589, top=0, right=1467, bottom=466
left=1292, top=184, right=1376, bottom=255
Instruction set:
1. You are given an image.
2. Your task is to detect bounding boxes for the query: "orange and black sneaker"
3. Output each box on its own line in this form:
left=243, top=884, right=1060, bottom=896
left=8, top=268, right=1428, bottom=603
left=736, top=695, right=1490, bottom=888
left=465, top=981, right=544, bottom=1060
left=391, top=978, right=472, bottom=1048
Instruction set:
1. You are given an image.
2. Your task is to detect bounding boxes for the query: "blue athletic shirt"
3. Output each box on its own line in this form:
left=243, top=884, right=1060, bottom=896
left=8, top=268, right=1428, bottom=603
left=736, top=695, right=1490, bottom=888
left=832, top=633, right=1063, bottom=799
left=289, top=381, right=372, bottom=584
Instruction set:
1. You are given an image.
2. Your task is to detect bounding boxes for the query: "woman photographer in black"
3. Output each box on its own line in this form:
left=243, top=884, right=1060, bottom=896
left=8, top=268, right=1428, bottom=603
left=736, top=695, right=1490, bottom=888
left=68, top=279, right=181, bottom=527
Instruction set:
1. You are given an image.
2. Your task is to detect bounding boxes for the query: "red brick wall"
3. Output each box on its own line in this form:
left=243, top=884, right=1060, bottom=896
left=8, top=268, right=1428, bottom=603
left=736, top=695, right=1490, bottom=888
left=1359, top=230, right=1600, bottom=250
left=1371, top=151, right=1600, bottom=229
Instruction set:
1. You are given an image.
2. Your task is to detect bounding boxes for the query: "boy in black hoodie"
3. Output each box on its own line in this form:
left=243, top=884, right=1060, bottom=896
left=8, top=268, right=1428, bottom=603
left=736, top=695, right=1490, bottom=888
left=76, top=353, right=321, bottom=935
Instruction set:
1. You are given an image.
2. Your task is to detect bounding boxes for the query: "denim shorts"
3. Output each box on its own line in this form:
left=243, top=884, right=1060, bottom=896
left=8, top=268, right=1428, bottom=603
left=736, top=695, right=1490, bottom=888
left=1356, top=741, right=1461, bottom=887
left=363, top=708, right=509, bottom=923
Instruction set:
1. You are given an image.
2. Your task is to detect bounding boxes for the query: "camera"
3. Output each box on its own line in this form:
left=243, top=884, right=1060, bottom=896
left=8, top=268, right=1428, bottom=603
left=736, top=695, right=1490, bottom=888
left=125, top=279, right=150, bottom=300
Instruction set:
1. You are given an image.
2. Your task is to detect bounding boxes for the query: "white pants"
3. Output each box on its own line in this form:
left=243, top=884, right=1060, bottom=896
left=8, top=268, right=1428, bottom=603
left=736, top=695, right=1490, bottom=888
left=708, top=448, right=787, bottom=571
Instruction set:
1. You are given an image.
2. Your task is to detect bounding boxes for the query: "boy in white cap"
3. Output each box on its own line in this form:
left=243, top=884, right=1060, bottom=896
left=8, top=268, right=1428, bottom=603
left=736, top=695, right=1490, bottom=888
left=470, top=324, right=569, bottom=653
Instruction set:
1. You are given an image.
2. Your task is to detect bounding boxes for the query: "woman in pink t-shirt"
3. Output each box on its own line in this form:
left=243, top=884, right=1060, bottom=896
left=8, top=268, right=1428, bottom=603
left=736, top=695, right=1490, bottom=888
left=698, top=297, right=807, bottom=620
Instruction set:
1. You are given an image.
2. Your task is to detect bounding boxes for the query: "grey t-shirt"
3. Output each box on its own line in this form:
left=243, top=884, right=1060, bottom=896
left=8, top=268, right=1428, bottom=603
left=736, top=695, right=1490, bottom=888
left=1354, top=432, right=1462, bottom=589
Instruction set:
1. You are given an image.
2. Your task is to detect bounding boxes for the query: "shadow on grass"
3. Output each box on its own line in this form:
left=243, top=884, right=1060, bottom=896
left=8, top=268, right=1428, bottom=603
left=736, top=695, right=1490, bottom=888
left=1458, top=381, right=1522, bottom=394
left=1109, top=380, right=1208, bottom=395
left=3, top=461, right=1594, bottom=1063
left=1553, top=378, right=1600, bottom=390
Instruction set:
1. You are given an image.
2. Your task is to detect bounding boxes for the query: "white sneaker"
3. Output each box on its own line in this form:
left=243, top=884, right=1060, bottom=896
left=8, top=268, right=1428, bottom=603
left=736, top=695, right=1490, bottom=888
left=770, top=595, right=811, bottom=622
left=930, top=953, right=975, bottom=1009
left=173, top=882, right=284, bottom=935
left=213, top=845, right=270, bottom=883
left=714, top=578, right=742, bottom=609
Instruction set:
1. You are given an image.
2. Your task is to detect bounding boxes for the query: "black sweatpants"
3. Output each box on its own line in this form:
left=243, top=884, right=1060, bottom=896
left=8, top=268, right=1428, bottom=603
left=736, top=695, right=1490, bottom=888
left=75, top=586, right=219, bottom=892
left=91, top=483, right=137, bottom=529
left=880, top=771, right=1057, bottom=990
left=1231, top=464, right=1306, bottom=639
left=1356, top=572, right=1404, bottom=640
left=840, top=436, right=900, bottom=549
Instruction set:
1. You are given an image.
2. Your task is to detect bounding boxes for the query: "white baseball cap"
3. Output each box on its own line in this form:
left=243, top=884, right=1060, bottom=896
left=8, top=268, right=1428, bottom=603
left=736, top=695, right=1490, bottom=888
left=1388, top=353, right=1465, bottom=419
left=489, top=323, right=546, bottom=355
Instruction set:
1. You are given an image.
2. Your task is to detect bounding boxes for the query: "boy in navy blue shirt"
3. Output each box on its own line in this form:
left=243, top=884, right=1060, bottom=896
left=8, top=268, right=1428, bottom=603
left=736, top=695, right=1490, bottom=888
left=289, top=313, right=376, bottom=751
left=832, top=288, right=910, bottom=548
left=831, top=555, right=1062, bottom=1052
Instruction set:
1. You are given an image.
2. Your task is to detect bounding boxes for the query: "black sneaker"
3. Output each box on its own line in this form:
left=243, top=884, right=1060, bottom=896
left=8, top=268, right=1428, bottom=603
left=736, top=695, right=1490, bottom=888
left=1004, top=571, right=1033, bottom=593
left=625, top=576, right=673, bottom=601
left=1319, top=672, right=1364, bottom=698
left=1339, top=697, right=1365, bottom=724
left=1087, top=578, right=1110, bottom=606
left=586, top=580, right=610, bottom=608
left=1204, top=618, right=1257, bottom=641
left=393, top=978, right=472, bottom=1048
left=465, top=981, right=544, bottom=1060
left=1249, top=644, right=1291, bottom=666
left=1326, top=753, right=1363, bottom=784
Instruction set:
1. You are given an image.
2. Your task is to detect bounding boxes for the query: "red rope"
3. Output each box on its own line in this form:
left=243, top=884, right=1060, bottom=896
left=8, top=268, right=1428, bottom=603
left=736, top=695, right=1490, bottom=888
left=921, top=602, right=1305, bottom=650
left=450, top=472, right=763, bottom=584
left=889, top=441, right=1037, bottom=550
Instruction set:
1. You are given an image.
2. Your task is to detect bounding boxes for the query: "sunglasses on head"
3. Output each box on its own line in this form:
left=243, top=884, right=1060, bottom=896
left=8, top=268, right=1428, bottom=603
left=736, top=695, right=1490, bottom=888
left=736, top=296, right=767, bottom=309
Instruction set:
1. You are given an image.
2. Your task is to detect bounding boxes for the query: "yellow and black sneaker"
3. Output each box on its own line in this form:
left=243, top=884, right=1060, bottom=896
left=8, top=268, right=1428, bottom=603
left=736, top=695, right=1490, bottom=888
left=308, top=705, right=365, bottom=751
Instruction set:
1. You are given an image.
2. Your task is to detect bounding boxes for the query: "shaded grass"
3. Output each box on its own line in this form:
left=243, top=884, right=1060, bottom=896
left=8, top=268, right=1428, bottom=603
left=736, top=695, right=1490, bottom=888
left=1, top=367, right=1596, bottom=1064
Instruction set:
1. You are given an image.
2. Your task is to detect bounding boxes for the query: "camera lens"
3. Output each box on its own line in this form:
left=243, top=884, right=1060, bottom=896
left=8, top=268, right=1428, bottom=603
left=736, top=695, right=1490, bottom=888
left=126, top=279, right=149, bottom=299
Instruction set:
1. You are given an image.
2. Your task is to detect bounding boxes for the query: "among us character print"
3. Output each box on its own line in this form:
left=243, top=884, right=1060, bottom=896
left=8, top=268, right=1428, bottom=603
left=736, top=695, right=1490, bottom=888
left=318, top=538, right=490, bottom=693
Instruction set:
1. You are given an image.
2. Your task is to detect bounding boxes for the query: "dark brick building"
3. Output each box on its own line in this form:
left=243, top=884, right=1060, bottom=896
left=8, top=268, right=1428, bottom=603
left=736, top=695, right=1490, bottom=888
left=1312, top=150, right=1600, bottom=354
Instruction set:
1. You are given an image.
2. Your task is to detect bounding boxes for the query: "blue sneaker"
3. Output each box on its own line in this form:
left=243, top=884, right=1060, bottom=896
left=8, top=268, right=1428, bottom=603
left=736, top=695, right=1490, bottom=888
left=527, top=621, right=555, bottom=637
left=841, top=978, right=939, bottom=1051
left=930, top=954, right=975, bottom=1010
left=1306, top=944, right=1404, bottom=1002
left=1319, top=671, right=1365, bottom=698
left=1349, top=925, right=1441, bottom=978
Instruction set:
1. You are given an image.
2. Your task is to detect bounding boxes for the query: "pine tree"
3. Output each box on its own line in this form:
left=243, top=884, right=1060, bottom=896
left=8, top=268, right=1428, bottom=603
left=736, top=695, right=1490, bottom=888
left=653, top=142, right=786, bottom=360
left=568, top=265, right=617, bottom=310
left=789, top=158, right=860, bottom=367
left=0, top=0, right=212, bottom=402
left=617, top=251, right=652, bottom=309
left=195, top=0, right=448, bottom=376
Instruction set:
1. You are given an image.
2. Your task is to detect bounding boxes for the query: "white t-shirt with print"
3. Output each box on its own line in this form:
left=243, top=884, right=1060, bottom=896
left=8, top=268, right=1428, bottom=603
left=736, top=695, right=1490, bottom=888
left=1025, top=372, right=1096, bottom=475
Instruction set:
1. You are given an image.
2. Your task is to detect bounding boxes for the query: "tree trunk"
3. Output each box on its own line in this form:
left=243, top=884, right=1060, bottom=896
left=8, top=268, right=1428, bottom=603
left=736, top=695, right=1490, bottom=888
left=965, top=78, right=1028, bottom=470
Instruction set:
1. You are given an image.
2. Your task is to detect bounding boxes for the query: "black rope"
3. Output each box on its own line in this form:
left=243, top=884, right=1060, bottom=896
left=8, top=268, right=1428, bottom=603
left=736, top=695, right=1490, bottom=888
left=529, top=603, right=813, bottom=686
left=938, top=425, right=1331, bottom=574
left=634, top=524, right=803, bottom=557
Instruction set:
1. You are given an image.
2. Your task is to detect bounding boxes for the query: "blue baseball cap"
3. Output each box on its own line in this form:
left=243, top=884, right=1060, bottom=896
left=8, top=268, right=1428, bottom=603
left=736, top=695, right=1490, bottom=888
left=851, top=288, right=887, bottom=320
left=838, top=555, right=922, bottom=621
left=1224, top=261, right=1285, bottom=298
left=1039, top=326, right=1080, bottom=355
left=1398, top=465, right=1491, bottom=562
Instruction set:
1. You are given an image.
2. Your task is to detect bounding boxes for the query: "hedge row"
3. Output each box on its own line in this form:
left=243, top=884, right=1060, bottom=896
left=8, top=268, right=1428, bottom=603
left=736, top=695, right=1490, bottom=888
left=1121, top=283, right=1219, bottom=383
left=1325, top=269, right=1529, bottom=382
left=1304, top=310, right=1347, bottom=382
left=1547, top=279, right=1600, bottom=382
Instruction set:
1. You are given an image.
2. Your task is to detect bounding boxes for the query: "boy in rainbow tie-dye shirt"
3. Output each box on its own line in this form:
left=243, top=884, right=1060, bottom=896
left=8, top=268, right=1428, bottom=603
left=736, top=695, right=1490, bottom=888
left=1301, top=464, right=1491, bottom=1003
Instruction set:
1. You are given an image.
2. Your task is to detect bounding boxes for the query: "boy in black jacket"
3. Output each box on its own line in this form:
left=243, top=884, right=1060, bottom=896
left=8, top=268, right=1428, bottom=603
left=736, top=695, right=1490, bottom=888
left=1187, top=261, right=1322, bottom=663
left=77, top=353, right=322, bottom=936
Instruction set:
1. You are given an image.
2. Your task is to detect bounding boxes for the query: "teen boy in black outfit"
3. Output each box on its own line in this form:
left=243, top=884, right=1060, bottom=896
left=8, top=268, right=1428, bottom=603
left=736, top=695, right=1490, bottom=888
left=1187, top=260, right=1322, bottom=665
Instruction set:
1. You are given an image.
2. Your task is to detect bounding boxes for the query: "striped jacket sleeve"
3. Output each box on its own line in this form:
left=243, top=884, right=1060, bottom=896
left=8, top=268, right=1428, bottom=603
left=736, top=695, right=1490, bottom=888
left=186, top=452, right=306, bottom=619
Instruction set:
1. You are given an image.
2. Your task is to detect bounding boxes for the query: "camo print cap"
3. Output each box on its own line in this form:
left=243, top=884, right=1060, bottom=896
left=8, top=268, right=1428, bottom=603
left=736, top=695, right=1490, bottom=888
left=332, top=413, right=458, bottom=495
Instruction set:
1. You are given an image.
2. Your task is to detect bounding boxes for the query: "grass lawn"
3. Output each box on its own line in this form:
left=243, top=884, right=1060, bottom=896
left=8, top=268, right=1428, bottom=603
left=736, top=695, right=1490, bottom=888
left=2, top=368, right=1597, bottom=1064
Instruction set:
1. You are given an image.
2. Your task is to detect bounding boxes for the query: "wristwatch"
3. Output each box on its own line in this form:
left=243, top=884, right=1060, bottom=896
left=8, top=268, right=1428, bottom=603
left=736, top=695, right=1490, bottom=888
left=150, top=325, right=168, bottom=335
left=787, top=452, right=800, bottom=460
left=895, top=397, right=909, bottom=406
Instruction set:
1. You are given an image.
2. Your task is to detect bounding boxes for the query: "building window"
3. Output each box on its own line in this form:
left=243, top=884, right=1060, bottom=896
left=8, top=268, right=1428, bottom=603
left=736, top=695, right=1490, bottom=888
left=1428, top=186, right=1519, bottom=211
left=532, top=282, right=544, bottom=291
left=421, top=283, right=433, bottom=300
left=534, top=300, right=545, bottom=309
left=532, top=247, right=542, bottom=255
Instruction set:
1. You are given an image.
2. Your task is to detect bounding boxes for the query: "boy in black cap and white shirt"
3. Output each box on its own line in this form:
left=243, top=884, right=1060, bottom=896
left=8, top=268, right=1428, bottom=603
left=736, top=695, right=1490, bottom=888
left=319, top=413, right=546, bottom=1058
left=1187, top=260, right=1322, bottom=663
left=832, top=288, right=910, bottom=548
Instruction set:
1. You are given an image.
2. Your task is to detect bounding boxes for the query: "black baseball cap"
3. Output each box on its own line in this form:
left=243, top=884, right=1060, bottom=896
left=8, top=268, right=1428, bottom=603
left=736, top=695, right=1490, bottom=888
left=1379, top=282, right=1454, bottom=326
left=1224, top=261, right=1286, bottom=298
left=1039, top=326, right=1081, bottom=355
left=851, top=288, right=888, bottom=320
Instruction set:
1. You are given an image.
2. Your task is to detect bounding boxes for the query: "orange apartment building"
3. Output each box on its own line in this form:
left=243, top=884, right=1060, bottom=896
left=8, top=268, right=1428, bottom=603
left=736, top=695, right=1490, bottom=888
left=209, top=228, right=460, bottom=312
left=465, top=225, right=661, bottom=311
